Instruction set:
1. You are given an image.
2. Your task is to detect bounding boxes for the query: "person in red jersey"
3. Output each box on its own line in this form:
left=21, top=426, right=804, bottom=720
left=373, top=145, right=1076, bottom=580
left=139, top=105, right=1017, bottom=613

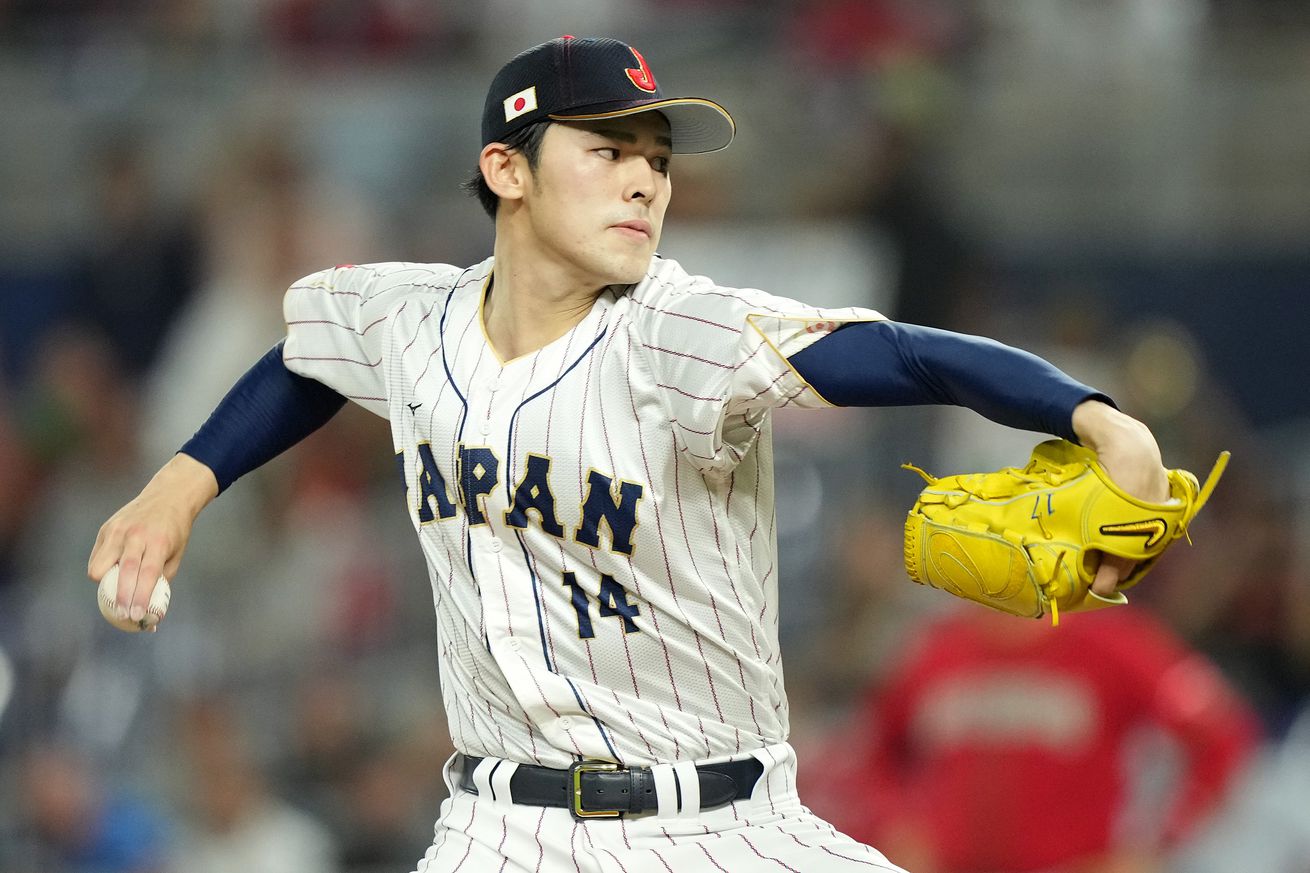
left=803, top=607, right=1260, bottom=873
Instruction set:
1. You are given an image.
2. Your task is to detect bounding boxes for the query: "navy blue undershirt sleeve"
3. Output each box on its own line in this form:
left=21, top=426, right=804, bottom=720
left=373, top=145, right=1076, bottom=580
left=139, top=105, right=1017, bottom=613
left=179, top=341, right=347, bottom=493
left=787, top=321, right=1112, bottom=443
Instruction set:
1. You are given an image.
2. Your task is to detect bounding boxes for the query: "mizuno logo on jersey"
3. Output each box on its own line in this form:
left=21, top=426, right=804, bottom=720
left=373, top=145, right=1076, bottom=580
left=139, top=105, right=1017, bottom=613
left=402, top=444, right=645, bottom=555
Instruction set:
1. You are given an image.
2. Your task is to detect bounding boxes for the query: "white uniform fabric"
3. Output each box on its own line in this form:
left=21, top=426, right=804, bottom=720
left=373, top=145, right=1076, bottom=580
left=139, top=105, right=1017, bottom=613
left=416, top=743, right=905, bottom=872
left=282, top=255, right=889, bottom=868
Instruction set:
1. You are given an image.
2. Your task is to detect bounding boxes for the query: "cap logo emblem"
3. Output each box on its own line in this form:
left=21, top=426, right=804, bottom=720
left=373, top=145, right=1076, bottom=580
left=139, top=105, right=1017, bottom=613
left=503, top=86, right=538, bottom=122
left=624, top=47, right=657, bottom=93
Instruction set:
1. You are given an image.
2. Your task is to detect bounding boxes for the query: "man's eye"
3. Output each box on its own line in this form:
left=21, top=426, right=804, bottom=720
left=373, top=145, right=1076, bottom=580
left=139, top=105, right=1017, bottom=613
left=653, top=157, right=670, bottom=174
left=596, top=148, right=619, bottom=160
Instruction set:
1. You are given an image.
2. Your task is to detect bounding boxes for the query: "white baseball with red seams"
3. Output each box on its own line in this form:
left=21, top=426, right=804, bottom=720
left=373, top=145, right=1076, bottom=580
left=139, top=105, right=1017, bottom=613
left=97, top=563, right=171, bottom=632
left=282, top=256, right=907, bottom=872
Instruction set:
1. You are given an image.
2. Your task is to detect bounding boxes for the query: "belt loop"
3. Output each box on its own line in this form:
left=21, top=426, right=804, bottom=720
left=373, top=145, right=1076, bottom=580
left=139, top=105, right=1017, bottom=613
left=749, top=739, right=785, bottom=817
left=490, top=760, right=518, bottom=809
left=472, top=757, right=499, bottom=800
left=650, top=763, right=679, bottom=819
left=672, top=761, right=700, bottom=821
left=442, top=752, right=461, bottom=798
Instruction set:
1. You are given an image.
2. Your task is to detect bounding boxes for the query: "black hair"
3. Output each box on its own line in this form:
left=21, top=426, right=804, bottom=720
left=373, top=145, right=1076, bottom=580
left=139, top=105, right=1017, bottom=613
left=461, top=121, right=552, bottom=219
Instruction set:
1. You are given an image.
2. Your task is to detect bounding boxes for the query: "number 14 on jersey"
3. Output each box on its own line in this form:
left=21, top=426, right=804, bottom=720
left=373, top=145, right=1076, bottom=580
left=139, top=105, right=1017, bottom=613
left=562, top=571, right=641, bottom=639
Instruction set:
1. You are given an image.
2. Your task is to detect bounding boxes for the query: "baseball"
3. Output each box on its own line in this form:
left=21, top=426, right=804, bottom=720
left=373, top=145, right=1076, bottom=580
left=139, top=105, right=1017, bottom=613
left=97, top=564, right=171, bottom=632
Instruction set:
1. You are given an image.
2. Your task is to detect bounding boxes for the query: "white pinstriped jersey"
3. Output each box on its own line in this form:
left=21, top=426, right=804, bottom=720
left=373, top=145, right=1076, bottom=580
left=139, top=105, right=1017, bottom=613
left=283, top=255, right=883, bottom=768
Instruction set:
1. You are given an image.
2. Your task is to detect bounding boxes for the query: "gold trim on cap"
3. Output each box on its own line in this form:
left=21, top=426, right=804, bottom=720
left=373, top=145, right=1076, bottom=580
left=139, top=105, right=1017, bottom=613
left=548, top=97, right=736, bottom=151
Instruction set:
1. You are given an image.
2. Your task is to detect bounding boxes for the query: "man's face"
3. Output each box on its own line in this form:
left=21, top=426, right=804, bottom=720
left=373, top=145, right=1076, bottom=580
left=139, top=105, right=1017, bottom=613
left=518, top=113, right=672, bottom=286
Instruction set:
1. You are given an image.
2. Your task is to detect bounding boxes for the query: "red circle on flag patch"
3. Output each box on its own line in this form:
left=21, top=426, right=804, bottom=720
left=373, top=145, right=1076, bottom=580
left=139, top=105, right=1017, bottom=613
left=514, top=97, right=526, bottom=111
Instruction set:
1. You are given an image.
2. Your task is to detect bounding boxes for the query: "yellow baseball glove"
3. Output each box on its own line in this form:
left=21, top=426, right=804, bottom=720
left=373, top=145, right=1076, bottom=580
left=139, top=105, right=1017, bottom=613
left=902, top=439, right=1229, bottom=624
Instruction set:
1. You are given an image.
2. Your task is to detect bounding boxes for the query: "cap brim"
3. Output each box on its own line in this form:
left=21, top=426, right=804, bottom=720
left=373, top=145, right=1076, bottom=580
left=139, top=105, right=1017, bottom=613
left=549, top=97, right=735, bottom=154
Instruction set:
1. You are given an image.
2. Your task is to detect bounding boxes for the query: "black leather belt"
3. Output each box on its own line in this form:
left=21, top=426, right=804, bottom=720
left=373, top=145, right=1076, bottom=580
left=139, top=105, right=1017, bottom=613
left=458, top=754, right=764, bottom=820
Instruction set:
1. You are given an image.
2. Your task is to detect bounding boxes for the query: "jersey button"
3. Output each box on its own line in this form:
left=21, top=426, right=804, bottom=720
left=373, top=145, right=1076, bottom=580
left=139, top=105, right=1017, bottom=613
left=508, top=638, right=521, bottom=653
left=558, top=716, right=573, bottom=730
left=490, top=538, right=503, bottom=553
left=480, top=420, right=491, bottom=435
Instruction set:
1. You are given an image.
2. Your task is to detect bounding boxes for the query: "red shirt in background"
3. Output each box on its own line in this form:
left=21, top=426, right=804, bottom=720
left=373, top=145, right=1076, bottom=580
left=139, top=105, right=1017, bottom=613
left=803, top=607, right=1259, bottom=873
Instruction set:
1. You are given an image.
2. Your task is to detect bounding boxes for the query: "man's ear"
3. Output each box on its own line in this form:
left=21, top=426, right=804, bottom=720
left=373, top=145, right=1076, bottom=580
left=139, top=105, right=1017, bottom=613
left=480, top=142, right=529, bottom=205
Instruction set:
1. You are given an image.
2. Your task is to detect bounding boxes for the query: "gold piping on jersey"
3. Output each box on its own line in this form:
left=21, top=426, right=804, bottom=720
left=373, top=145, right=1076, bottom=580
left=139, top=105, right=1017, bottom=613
left=744, top=313, right=887, bottom=408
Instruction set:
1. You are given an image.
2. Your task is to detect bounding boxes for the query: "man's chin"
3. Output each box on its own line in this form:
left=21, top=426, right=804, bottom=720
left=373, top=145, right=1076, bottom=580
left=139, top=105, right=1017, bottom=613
left=608, top=253, right=654, bottom=286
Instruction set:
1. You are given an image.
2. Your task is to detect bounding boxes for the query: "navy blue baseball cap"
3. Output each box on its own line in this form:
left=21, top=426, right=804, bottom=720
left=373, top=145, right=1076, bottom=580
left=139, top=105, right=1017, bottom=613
left=481, top=36, right=735, bottom=154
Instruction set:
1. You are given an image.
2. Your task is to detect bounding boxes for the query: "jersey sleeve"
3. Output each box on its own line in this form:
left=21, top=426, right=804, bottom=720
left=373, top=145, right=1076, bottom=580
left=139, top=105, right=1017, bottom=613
left=281, top=262, right=436, bottom=418
left=632, top=257, right=884, bottom=473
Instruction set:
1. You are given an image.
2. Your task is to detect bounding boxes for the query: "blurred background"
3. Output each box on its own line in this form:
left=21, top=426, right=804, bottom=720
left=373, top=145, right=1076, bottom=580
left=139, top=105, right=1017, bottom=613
left=2, top=1, right=1309, bottom=872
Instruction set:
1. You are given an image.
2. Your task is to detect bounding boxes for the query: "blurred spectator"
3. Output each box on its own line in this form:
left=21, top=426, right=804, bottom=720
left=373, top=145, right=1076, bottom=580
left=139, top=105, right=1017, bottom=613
left=0, top=380, right=42, bottom=591
left=788, top=0, right=965, bottom=72
left=1171, top=695, right=1310, bottom=873
left=71, top=136, right=201, bottom=380
left=272, top=669, right=452, bottom=871
left=3, top=326, right=141, bottom=607
left=469, top=0, right=647, bottom=66
left=1143, top=476, right=1310, bottom=736
left=14, top=742, right=171, bottom=873
left=168, top=695, right=341, bottom=873
left=1103, top=319, right=1310, bottom=736
left=275, top=670, right=369, bottom=829
left=140, top=126, right=383, bottom=462
left=17, top=327, right=138, bottom=472
left=784, top=0, right=965, bottom=139
left=802, top=606, right=1260, bottom=873
left=266, top=0, right=444, bottom=61
left=856, top=123, right=987, bottom=331
left=784, top=501, right=943, bottom=737
left=336, top=742, right=437, bottom=873
left=210, top=403, right=405, bottom=673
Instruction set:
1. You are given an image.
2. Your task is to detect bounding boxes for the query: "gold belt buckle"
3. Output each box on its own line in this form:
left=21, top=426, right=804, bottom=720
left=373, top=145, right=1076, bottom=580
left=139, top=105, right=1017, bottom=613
left=568, top=760, right=624, bottom=820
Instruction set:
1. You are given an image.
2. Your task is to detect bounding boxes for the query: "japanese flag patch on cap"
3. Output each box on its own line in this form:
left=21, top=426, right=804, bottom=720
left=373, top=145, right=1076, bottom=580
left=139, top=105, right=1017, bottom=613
left=503, top=86, right=538, bottom=123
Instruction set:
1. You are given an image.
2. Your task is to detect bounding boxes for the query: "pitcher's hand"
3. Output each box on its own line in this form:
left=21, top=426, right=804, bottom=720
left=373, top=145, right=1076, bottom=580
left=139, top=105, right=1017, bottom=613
left=88, top=453, right=218, bottom=624
left=1072, top=400, right=1170, bottom=598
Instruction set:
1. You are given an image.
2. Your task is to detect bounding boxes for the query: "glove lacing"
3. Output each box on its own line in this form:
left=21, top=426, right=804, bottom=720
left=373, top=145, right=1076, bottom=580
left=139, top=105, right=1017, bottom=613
left=902, top=447, right=1231, bottom=626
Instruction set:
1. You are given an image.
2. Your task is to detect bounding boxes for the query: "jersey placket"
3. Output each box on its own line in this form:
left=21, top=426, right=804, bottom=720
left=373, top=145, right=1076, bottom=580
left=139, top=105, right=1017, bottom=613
left=464, top=365, right=518, bottom=632
left=469, top=360, right=580, bottom=757
left=484, top=296, right=641, bottom=760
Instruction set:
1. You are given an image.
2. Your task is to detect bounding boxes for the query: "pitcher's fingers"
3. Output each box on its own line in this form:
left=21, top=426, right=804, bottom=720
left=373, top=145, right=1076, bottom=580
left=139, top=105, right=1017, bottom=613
left=1091, top=564, right=1117, bottom=599
left=161, top=550, right=184, bottom=582
left=115, top=539, right=148, bottom=616
left=1092, top=554, right=1134, bottom=598
left=88, top=523, right=123, bottom=582
left=130, top=545, right=168, bottom=624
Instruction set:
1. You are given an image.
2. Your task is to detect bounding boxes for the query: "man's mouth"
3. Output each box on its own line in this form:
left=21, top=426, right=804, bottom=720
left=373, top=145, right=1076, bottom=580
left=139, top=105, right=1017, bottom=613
left=611, top=220, right=652, bottom=240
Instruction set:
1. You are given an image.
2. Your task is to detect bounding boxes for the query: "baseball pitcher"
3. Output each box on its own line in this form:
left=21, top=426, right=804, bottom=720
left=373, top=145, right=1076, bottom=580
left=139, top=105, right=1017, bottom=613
left=89, top=37, right=1203, bottom=872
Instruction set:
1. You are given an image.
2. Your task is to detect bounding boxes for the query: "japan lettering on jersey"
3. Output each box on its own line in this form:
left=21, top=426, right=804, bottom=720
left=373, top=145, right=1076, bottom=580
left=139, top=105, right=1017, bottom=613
left=282, top=256, right=883, bottom=767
